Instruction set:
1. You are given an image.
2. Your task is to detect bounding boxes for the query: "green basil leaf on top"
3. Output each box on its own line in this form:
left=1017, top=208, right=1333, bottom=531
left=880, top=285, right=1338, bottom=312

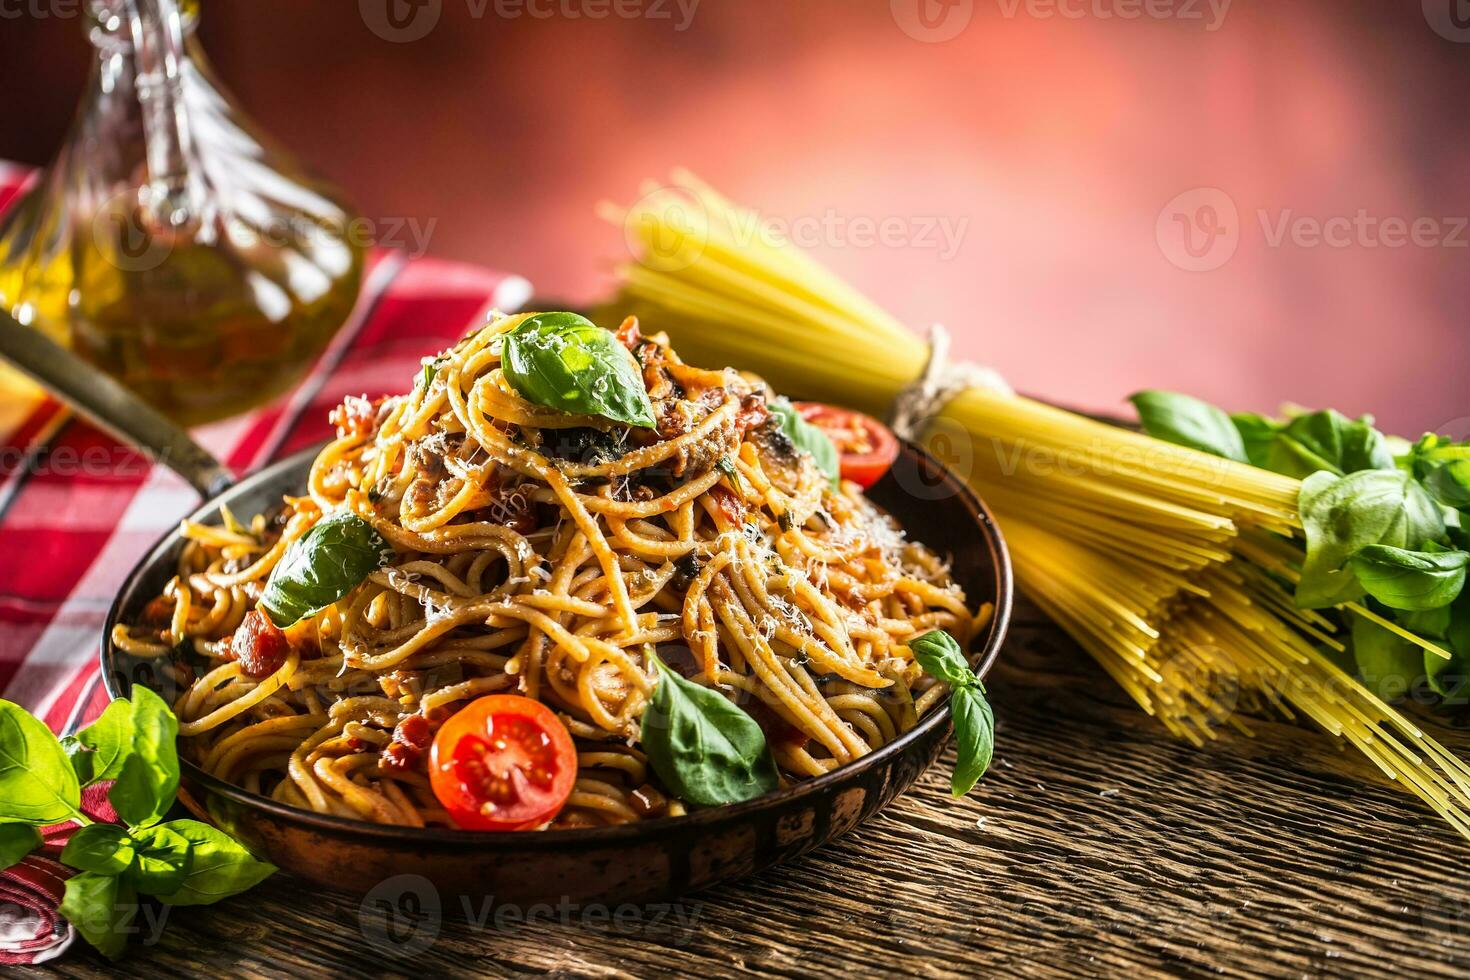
left=151, top=819, right=276, bottom=906
left=109, top=686, right=180, bottom=830
left=0, top=698, right=80, bottom=825
left=501, top=312, right=656, bottom=428
left=768, top=398, right=841, bottom=490
left=1130, top=390, right=1247, bottom=463
left=640, top=654, right=778, bottom=807
left=63, top=697, right=134, bottom=787
left=1296, top=470, right=1446, bottom=609
left=0, top=823, right=41, bottom=872
left=1349, top=544, right=1468, bottom=612
left=126, top=823, right=194, bottom=896
left=260, top=511, right=394, bottom=628
left=60, top=871, right=136, bottom=961
left=61, top=823, right=136, bottom=876
left=1409, top=434, right=1470, bottom=508
left=910, top=629, right=995, bottom=796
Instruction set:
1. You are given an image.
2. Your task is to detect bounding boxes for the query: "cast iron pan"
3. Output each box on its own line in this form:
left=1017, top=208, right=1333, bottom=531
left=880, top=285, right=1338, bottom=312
left=1, top=308, right=1013, bottom=906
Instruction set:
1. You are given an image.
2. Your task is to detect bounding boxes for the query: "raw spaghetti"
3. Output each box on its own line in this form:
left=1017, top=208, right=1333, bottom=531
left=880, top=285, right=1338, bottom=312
left=112, top=312, right=987, bottom=828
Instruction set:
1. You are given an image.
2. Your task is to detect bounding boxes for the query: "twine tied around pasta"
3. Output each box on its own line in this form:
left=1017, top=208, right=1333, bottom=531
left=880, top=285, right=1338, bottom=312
left=888, top=324, right=1013, bottom=440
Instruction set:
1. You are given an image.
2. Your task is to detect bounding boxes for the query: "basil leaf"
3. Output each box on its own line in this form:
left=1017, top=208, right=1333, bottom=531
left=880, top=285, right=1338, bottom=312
left=769, top=398, right=841, bottom=490
left=260, top=511, right=394, bottom=628
left=1351, top=616, right=1422, bottom=702
left=1296, top=470, right=1446, bottom=609
left=1425, top=459, right=1470, bottom=509
left=949, top=686, right=995, bottom=798
left=909, top=629, right=974, bottom=688
left=1231, top=412, right=1282, bottom=470
left=910, top=629, right=994, bottom=795
left=1278, top=409, right=1394, bottom=476
left=109, top=686, right=180, bottom=829
left=501, top=312, right=656, bottom=428
left=1130, top=391, right=1247, bottom=463
left=641, top=655, right=778, bottom=807
left=61, top=822, right=136, bottom=876
left=1227, top=408, right=1395, bottom=479
left=126, top=823, right=193, bottom=895
left=59, top=871, right=136, bottom=960
left=0, top=698, right=80, bottom=824
left=151, top=819, right=276, bottom=906
left=0, top=823, right=40, bottom=872
left=64, top=698, right=134, bottom=787
left=1349, top=544, right=1468, bottom=612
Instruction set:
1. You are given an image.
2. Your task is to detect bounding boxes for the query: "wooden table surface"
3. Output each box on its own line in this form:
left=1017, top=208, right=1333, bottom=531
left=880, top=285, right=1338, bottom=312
left=17, top=594, right=1470, bottom=979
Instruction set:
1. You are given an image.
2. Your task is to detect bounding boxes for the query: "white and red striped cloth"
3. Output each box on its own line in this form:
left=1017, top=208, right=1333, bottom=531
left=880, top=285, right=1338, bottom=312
left=0, top=164, right=532, bottom=962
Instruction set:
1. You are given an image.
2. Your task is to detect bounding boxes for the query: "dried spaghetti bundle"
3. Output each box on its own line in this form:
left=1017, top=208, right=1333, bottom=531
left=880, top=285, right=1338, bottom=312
left=601, top=171, right=1470, bottom=839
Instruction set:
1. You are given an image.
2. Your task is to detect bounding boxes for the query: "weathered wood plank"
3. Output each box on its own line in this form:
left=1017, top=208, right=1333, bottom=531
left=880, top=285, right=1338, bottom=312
left=17, top=596, right=1470, bottom=979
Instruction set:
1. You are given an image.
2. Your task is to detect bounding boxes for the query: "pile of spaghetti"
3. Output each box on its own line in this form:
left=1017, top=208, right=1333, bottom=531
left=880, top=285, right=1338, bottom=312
left=112, top=312, right=984, bottom=829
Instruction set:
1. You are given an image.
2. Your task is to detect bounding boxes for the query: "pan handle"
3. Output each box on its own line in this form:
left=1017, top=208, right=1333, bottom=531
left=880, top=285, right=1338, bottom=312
left=0, top=308, right=235, bottom=499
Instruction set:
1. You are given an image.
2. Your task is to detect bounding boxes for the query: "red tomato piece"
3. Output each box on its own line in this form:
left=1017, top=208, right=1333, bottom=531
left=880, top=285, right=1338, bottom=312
left=429, top=695, right=577, bottom=831
left=794, top=402, right=900, bottom=489
left=228, top=610, right=291, bottom=678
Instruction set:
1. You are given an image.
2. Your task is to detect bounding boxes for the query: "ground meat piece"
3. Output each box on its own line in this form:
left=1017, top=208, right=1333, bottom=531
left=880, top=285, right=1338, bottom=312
left=381, top=713, right=433, bottom=771
left=228, top=610, right=290, bottom=678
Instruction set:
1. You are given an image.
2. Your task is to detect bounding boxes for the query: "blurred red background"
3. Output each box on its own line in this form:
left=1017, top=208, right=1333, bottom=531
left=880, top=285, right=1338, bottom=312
left=3, top=0, right=1467, bottom=434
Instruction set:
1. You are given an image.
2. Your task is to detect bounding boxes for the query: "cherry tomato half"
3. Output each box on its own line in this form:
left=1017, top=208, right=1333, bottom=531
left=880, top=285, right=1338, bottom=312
left=794, top=402, right=900, bottom=489
left=429, top=694, right=577, bottom=831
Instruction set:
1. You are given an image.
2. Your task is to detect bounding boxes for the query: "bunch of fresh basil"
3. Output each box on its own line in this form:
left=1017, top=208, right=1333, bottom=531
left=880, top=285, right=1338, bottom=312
left=1132, top=391, right=1470, bottom=698
left=0, top=691, right=275, bottom=959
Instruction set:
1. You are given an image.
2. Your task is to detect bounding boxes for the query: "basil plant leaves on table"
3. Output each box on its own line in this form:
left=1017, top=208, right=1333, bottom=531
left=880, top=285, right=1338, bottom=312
left=1132, top=391, right=1470, bottom=700
left=0, top=691, right=275, bottom=959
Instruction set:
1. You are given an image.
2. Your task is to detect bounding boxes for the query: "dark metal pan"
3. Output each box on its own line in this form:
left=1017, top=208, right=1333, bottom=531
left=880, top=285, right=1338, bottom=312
left=1, top=309, right=1013, bottom=906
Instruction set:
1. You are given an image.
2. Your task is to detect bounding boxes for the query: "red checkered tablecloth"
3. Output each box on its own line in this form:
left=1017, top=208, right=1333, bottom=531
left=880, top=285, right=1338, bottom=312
left=0, top=165, right=532, bottom=734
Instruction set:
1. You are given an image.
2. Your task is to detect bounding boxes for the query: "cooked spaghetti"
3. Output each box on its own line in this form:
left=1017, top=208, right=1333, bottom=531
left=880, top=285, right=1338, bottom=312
left=113, top=312, right=986, bottom=829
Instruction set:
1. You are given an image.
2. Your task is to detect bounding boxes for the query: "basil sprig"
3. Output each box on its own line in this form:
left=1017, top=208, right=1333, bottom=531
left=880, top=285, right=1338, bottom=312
left=910, top=630, right=994, bottom=796
left=0, top=691, right=275, bottom=959
left=768, top=398, right=841, bottom=490
left=501, top=312, right=656, bottom=428
left=260, top=511, right=394, bottom=628
left=1133, top=390, right=1470, bottom=699
left=640, top=655, right=779, bottom=806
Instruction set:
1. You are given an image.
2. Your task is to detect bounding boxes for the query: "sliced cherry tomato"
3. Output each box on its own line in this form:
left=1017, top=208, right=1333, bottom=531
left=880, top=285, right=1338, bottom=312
left=429, top=694, right=577, bottom=831
left=794, top=402, right=900, bottom=489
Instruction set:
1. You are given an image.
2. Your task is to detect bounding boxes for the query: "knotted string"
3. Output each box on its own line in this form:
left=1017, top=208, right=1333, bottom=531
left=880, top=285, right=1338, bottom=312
left=888, top=324, right=1013, bottom=440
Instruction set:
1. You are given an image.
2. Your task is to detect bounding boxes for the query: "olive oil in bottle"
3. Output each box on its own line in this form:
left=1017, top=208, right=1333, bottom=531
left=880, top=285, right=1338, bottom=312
left=0, top=0, right=364, bottom=426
